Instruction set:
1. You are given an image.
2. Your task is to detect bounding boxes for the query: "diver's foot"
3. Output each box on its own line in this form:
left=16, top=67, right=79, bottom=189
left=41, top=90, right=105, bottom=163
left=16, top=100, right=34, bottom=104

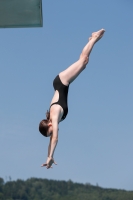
left=89, top=29, right=105, bottom=43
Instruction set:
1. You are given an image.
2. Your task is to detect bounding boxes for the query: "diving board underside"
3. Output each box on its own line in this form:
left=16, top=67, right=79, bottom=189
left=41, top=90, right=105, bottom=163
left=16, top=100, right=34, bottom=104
left=0, top=0, right=43, bottom=28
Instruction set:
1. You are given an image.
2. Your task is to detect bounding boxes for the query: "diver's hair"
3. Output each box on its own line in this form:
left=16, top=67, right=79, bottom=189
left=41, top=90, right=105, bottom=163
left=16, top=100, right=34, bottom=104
left=39, top=110, right=50, bottom=137
left=46, top=110, right=50, bottom=120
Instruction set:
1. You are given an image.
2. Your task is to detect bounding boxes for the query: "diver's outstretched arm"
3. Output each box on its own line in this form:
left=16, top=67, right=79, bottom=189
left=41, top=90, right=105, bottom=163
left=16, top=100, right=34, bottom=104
left=41, top=119, right=58, bottom=169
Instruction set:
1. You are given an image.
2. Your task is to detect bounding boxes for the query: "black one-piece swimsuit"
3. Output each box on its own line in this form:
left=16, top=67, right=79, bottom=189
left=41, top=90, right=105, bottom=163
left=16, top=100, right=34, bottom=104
left=50, top=75, right=69, bottom=121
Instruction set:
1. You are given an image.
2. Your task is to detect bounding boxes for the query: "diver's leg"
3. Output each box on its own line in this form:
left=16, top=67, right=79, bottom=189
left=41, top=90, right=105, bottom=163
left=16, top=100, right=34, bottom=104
left=59, top=29, right=105, bottom=85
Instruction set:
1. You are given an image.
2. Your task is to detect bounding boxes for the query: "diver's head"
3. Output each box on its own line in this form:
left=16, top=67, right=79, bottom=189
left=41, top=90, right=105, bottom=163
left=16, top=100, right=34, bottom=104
left=39, top=119, right=53, bottom=137
left=39, top=110, right=52, bottom=137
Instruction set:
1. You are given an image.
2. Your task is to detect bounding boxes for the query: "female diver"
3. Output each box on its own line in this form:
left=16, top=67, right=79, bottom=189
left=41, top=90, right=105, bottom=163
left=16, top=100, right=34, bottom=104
left=39, top=29, right=105, bottom=169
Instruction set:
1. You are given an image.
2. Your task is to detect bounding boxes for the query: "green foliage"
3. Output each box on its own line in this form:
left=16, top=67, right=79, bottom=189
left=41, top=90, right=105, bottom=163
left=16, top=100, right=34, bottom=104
left=0, top=177, right=133, bottom=200
left=0, top=178, right=4, bottom=186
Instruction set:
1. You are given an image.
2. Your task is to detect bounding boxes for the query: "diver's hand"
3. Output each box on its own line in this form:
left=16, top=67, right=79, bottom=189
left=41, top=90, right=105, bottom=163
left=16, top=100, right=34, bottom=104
left=41, top=157, right=57, bottom=169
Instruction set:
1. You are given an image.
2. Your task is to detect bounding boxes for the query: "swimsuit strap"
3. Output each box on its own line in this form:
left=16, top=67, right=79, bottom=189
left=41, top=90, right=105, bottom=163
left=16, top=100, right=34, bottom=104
left=50, top=102, right=58, bottom=108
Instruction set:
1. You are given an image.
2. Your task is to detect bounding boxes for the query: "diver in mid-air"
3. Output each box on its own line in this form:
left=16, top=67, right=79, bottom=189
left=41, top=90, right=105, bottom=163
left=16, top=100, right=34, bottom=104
left=39, top=29, right=105, bottom=169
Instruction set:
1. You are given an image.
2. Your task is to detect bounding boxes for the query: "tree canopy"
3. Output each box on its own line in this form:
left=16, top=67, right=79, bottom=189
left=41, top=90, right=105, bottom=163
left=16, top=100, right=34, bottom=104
left=0, top=177, right=133, bottom=200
